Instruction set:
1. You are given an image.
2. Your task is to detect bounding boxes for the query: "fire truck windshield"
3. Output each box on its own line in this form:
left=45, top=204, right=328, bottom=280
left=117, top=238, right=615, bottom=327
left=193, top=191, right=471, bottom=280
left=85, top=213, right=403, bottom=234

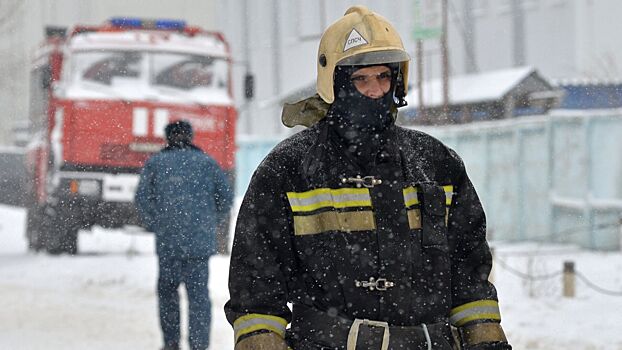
left=64, top=50, right=230, bottom=104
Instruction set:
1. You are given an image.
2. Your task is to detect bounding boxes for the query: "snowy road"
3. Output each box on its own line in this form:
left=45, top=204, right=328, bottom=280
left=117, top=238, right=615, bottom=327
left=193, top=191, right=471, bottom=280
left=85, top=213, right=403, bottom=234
left=0, top=205, right=234, bottom=350
left=1, top=204, right=621, bottom=349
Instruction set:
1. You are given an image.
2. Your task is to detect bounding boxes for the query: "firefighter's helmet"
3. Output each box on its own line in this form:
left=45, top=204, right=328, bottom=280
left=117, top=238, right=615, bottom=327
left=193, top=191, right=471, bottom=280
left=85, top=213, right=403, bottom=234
left=316, top=5, right=411, bottom=104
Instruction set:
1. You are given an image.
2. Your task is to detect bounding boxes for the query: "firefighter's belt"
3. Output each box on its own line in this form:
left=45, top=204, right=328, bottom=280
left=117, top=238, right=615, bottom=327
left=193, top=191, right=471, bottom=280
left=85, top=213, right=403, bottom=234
left=289, top=305, right=453, bottom=350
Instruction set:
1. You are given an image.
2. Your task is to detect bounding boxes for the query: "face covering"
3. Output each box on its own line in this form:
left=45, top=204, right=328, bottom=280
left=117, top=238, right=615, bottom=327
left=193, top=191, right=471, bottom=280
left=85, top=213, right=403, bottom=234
left=326, top=64, right=398, bottom=143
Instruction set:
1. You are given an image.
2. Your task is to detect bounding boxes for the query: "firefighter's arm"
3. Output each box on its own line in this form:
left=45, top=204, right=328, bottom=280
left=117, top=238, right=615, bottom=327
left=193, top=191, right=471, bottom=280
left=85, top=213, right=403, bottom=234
left=235, top=331, right=288, bottom=350
left=446, top=150, right=511, bottom=349
left=224, top=163, right=294, bottom=348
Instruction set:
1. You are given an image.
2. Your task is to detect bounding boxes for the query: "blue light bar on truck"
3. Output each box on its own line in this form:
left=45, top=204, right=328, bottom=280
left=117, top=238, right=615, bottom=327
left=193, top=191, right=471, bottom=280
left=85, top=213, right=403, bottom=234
left=155, top=19, right=186, bottom=30
left=109, top=17, right=186, bottom=30
left=109, top=17, right=142, bottom=28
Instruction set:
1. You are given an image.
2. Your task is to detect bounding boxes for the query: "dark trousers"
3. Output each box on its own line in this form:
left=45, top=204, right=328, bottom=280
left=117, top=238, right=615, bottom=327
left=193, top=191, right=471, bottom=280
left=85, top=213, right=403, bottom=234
left=158, top=255, right=211, bottom=350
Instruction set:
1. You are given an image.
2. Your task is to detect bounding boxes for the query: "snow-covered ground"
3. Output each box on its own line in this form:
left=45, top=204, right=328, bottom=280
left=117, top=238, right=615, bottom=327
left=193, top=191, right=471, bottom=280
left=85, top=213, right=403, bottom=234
left=1, top=203, right=621, bottom=349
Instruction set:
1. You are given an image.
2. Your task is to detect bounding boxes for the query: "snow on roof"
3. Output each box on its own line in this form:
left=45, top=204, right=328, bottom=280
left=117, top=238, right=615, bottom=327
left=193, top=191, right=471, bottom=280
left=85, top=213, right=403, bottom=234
left=406, top=66, right=536, bottom=108
left=552, top=77, right=622, bottom=86
left=68, top=31, right=228, bottom=57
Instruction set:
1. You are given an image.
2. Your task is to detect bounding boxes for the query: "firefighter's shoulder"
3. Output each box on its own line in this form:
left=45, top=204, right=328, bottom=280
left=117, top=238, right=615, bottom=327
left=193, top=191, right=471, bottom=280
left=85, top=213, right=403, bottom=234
left=255, top=125, right=321, bottom=172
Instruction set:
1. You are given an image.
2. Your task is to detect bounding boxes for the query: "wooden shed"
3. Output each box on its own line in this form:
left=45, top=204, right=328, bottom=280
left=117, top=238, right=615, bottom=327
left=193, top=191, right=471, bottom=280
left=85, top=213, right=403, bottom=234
left=401, top=66, right=563, bottom=125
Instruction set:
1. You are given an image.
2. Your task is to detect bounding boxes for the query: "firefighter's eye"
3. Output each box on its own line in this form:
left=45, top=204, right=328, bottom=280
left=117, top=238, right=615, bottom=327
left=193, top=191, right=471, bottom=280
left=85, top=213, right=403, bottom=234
left=377, top=72, right=392, bottom=81
left=350, top=75, right=367, bottom=83
left=350, top=71, right=392, bottom=85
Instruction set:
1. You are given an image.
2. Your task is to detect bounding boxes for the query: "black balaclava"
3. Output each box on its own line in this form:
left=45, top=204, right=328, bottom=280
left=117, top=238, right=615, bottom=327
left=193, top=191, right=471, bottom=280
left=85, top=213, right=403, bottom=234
left=326, top=63, right=399, bottom=167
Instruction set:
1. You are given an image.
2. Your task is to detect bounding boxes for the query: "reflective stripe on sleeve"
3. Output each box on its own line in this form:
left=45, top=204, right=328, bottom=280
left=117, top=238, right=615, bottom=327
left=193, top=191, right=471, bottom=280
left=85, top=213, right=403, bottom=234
left=293, top=210, right=376, bottom=235
left=450, top=300, right=501, bottom=327
left=287, top=188, right=372, bottom=212
left=233, top=313, right=288, bottom=343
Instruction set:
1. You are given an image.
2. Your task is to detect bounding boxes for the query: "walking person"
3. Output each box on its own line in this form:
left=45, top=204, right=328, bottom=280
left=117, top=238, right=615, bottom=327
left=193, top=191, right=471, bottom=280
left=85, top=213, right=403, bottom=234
left=136, top=120, right=233, bottom=350
left=225, top=5, right=512, bottom=350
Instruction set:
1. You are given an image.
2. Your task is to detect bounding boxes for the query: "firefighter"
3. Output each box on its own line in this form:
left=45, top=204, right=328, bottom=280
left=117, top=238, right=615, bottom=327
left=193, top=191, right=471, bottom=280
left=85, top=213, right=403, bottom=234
left=135, top=120, right=233, bottom=350
left=225, top=5, right=512, bottom=350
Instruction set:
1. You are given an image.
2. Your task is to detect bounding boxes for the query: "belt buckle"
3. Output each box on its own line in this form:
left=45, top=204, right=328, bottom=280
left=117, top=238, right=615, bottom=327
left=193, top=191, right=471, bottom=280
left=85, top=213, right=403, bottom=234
left=347, top=319, right=390, bottom=350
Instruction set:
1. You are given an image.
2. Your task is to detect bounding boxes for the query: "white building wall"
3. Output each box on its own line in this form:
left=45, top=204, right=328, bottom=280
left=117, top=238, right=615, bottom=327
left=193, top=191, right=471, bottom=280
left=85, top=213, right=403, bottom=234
left=472, top=1, right=514, bottom=72
left=0, top=0, right=218, bottom=146
left=0, top=2, right=28, bottom=147
left=443, top=0, right=622, bottom=81
left=523, top=1, right=576, bottom=79
left=573, top=0, right=622, bottom=79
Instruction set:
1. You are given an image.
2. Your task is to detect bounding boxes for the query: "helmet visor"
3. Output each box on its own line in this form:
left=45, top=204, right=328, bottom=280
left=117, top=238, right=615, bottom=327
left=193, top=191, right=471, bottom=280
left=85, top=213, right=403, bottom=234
left=337, top=49, right=410, bottom=66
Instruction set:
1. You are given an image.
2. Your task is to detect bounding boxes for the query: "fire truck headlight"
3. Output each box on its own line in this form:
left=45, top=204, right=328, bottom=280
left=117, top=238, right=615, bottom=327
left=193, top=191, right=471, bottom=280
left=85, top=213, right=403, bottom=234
left=68, top=179, right=101, bottom=196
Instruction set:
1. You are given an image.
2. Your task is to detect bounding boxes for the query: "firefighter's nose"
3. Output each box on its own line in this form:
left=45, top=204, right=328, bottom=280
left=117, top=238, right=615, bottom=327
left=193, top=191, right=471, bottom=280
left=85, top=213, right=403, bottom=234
left=364, top=80, right=385, bottom=99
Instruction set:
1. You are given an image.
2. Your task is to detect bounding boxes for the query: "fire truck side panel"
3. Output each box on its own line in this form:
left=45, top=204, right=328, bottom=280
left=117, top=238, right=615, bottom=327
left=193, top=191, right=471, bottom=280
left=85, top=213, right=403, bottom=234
left=57, top=100, right=234, bottom=171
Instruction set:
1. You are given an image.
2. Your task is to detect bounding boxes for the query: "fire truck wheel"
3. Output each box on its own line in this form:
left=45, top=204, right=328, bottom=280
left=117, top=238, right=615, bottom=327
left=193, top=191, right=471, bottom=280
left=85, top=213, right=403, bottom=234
left=42, top=206, right=79, bottom=256
left=26, top=206, right=46, bottom=252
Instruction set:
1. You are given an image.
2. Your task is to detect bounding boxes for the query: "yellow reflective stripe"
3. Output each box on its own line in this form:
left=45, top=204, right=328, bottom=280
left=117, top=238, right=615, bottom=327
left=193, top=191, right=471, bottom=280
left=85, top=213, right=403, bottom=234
left=443, top=185, right=454, bottom=205
left=452, top=313, right=502, bottom=327
left=287, top=187, right=369, bottom=199
left=406, top=208, right=421, bottom=229
left=450, top=300, right=501, bottom=327
left=403, top=185, right=454, bottom=207
left=450, top=300, right=499, bottom=315
left=287, top=188, right=372, bottom=212
left=233, top=313, right=288, bottom=342
left=293, top=210, right=376, bottom=235
left=403, top=186, right=420, bottom=207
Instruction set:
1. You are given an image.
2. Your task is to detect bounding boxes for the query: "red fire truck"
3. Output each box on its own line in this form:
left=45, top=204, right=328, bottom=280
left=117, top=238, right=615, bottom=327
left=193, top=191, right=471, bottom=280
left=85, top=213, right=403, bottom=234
left=25, top=18, right=237, bottom=254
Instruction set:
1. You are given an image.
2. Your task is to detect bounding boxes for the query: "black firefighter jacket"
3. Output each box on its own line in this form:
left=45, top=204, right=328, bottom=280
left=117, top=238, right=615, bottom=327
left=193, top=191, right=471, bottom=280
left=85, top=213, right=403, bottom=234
left=225, top=120, right=503, bottom=345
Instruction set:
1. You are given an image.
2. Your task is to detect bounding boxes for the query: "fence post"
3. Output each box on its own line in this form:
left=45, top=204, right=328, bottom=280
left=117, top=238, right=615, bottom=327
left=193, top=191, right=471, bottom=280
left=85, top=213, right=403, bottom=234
left=563, top=261, right=575, bottom=298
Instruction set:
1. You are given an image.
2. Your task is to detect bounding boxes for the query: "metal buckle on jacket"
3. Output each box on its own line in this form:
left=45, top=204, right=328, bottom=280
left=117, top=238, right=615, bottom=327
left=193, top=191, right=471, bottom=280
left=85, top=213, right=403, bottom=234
left=341, top=175, right=382, bottom=188
left=354, top=277, right=395, bottom=291
left=347, top=319, right=390, bottom=350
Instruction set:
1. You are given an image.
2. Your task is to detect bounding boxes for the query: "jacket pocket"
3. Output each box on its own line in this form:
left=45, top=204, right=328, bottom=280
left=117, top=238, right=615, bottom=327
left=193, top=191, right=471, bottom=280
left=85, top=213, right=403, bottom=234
left=418, top=182, right=449, bottom=251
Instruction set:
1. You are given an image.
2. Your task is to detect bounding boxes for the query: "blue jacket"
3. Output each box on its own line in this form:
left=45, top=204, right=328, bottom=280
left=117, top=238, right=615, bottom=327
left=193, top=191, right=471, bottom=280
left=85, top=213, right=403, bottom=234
left=135, top=145, right=233, bottom=258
